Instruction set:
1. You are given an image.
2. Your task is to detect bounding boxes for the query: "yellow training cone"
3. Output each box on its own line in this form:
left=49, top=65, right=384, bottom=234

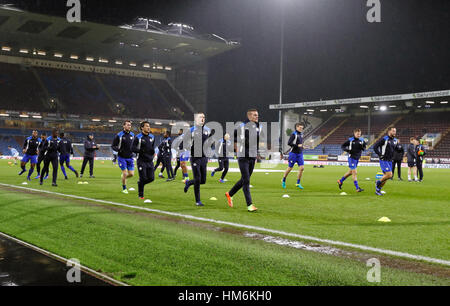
left=210, top=197, right=217, bottom=201
left=378, top=217, right=391, bottom=223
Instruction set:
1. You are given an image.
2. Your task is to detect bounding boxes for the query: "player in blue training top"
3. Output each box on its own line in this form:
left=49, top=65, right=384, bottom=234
left=111, top=120, right=135, bottom=194
left=337, top=128, right=367, bottom=192
left=282, top=123, right=305, bottom=189
left=59, top=132, right=79, bottom=179
left=18, top=130, right=41, bottom=181
left=373, top=126, right=403, bottom=196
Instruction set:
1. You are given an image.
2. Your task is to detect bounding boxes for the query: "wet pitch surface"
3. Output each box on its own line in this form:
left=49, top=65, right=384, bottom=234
left=0, top=235, right=112, bottom=286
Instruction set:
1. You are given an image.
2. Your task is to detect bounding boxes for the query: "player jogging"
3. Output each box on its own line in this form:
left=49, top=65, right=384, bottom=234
left=184, top=113, right=211, bottom=207
left=225, top=109, right=260, bottom=212
left=18, top=130, right=41, bottom=181
left=132, top=121, right=156, bottom=201
left=59, top=132, right=79, bottom=179
left=337, top=128, right=367, bottom=192
left=159, top=131, right=174, bottom=181
left=8, top=146, right=19, bottom=165
left=111, top=121, right=135, bottom=193
left=211, top=133, right=231, bottom=183
left=282, top=123, right=305, bottom=189
left=35, top=132, right=48, bottom=179
left=39, top=129, right=60, bottom=187
left=373, top=126, right=402, bottom=196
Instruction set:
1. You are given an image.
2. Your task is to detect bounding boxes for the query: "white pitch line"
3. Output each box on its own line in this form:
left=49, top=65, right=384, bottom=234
left=1, top=183, right=449, bottom=267
left=0, top=231, right=129, bottom=286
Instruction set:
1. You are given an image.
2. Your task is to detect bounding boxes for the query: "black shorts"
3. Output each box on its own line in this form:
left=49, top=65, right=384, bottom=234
left=407, top=161, right=416, bottom=167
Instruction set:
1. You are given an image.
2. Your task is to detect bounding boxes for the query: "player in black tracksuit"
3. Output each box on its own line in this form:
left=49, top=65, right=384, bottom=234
left=211, top=133, right=231, bottom=182
left=159, top=131, right=174, bottom=181
left=391, top=140, right=404, bottom=180
left=80, top=134, right=99, bottom=178
left=40, top=129, right=60, bottom=186
left=154, top=139, right=166, bottom=178
left=415, top=139, right=426, bottom=182
left=36, top=133, right=48, bottom=179
left=226, top=110, right=261, bottom=212
left=173, top=130, right=183, bottom=177
left=132, top=121, right=156, bottom=200
left=184, top=113, right=211, bottom=206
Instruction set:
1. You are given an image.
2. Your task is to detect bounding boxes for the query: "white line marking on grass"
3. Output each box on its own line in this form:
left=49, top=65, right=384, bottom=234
left=0, top=231, right=129, bottom=286
left=1, top=183, right=449, bottom=267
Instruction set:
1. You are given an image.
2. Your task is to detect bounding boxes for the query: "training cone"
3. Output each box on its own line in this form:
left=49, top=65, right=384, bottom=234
left=340, top=192, right=347, bottom=196
left=365, top=178, right=371, bottom=181
left=282, top=194, right=290, bottom=198
left=250, top=185, right=254, bottom=188
left=144, top=199, right=152, bottom=204
left=22, top=182, right=28, bottom=185
left=129, top=187, right=135, bottom=191
left=83, top=181, right=89, bottom=184
left=378, top=217, right=391, bottom=222
left=210, top=197, right=217, bottom=201
left=77, top=181, right=83, bottom=185
left=265, top=173, right=269, bottom=175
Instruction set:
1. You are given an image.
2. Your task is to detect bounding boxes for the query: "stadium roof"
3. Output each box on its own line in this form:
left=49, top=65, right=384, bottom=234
left=270, top=89, right=450, bottom=110
left=0, top=5, right=239, bottom=69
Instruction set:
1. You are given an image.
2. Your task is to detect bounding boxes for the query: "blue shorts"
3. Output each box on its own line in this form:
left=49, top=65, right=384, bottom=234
left=118, top=157, right=135, bottom=171
left=180, top=151, right=190, bottom=162
left=22, top=154, right=37, bottom=164
left=288, top=152, right=304, bottom=168
left=380, top=160, right=393, bottom=173
left=60, top=154, right=71, bottom=164
left=348, top=157, right=359, bottom=170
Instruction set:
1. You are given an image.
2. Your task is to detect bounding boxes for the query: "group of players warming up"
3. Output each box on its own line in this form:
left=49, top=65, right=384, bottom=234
left=10, top=110, right=427, bottom=210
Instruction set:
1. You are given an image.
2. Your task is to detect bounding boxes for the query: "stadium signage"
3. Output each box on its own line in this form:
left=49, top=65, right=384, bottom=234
left=269, top=89, right=450, bottom=110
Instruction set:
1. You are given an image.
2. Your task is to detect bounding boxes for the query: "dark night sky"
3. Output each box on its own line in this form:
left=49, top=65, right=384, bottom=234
left=3, top=0, right=450, bottom=123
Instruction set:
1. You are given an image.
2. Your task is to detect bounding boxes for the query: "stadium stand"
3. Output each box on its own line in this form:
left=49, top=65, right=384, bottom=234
left=0, top=63, right=46, bottom=112
left=0, top=62, right=194, bottom=120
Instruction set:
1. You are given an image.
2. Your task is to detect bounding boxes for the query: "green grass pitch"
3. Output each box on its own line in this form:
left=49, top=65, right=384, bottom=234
left=0, top=159, right=448, bottom=285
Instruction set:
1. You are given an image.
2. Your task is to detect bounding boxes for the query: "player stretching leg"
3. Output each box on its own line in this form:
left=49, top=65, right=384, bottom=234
left=282, top=123, right=305, bottom=189
left=111, top=121, right=135, bottom=194
left=225, top=109, right=260, bottom=212
left=373, top=127, right=402, bottom=196
left=337, top=128, right=367, bottom=192
left=211, top=133, right=231, bottom=183
left=132, top=121, right=156, bottom=201
left=20, top=130, right=41, bottom=181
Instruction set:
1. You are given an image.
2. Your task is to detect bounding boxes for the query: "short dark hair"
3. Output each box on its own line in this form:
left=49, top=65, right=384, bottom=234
left=295, top=123, right=304, bottom=128
left=60, top=132, right=65, bottom=138
left=140, top=121, right=150, bottom=130
left=410, top=137, right=415, bottom=141
left=123, top=120, right=131, bottom=126
left=388, top=126, right=396, bottom=131
left=247, top=109, right=258, bottom=114
left=354, top=128, right=361, bottom=133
